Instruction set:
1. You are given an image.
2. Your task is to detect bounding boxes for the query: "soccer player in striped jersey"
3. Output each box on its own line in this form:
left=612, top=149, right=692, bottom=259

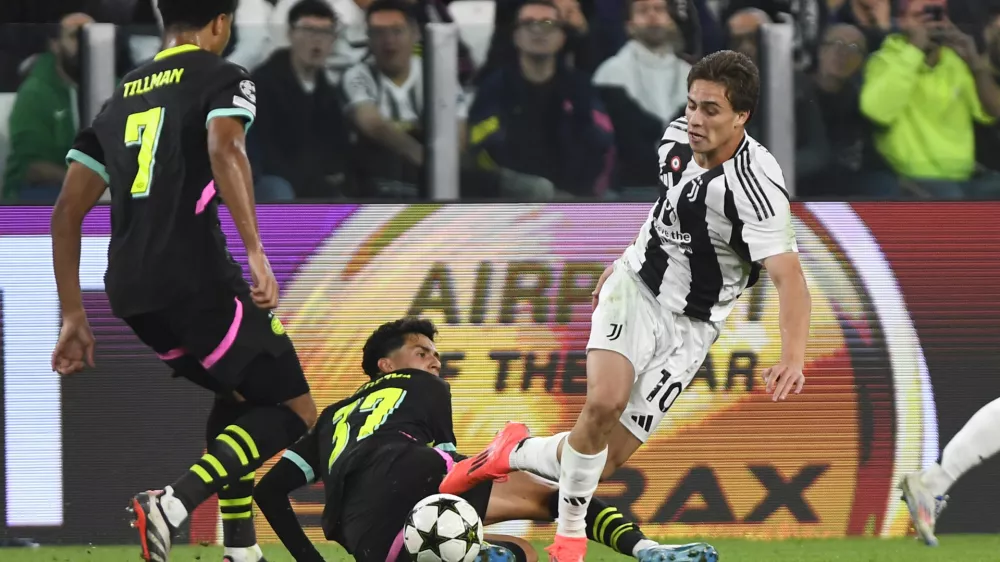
left=441, top=50, right=812, bottom=562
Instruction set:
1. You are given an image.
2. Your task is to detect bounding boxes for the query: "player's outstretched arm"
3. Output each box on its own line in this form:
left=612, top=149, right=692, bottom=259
left=50, top=161, right=106, bottom=374
left=761, top=251, right=811, bottom=401
left=254, top=457, right=325, bottom=562
left=207, top=116, right=278, bottom=308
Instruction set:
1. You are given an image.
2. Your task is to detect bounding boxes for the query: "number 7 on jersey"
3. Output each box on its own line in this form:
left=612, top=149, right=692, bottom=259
left=123, top=107, right=165, bottom=198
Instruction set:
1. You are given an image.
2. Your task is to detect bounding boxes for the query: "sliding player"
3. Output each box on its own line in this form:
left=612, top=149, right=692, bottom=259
left=49, top=1, right=316, bottom=561
left=253, top=318, right=714, bottom=562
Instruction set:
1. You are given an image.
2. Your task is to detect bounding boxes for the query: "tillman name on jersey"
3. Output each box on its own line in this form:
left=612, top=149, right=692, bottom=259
left=123, top=68, right=185, bottom=98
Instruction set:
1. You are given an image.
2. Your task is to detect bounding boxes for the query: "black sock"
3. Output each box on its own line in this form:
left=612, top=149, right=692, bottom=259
left=206, top=398, right=259, bottom=548
left=548, top=493, right=648, bottom=555
left=171, top=405, right=308, bottom=513
left=219, top=473, right=257, bottom=547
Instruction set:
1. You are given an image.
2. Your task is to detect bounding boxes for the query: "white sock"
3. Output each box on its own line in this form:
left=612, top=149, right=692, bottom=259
left=160, top=486, right=189, bottom=529
left=632, top=539, right=658, bottom=557
left=924, top=397, right=1000, bottom=497
left=556, top=442, right=607, bottom=538
left=223, top=544, right=264, bottom=562
left=509, top=432, right=568, bottom=481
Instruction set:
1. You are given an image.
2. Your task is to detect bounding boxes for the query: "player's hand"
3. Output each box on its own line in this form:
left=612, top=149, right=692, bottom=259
left=591, top=264, right=614, bottom=311
left=51, top=310, right=96, bottom=376
left=761, top=361, right=804, bottom=401
left=248, top=250, right=279, bottom=310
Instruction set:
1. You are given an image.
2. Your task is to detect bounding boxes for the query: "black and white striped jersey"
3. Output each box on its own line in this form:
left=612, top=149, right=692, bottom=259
left=621, top=117, right=798, bottom=323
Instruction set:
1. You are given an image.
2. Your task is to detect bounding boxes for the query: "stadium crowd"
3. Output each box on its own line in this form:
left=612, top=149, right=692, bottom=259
left=2, top=0, right=1000, bottom=201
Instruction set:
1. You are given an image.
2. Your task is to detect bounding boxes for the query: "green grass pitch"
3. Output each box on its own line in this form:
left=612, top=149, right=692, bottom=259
left=3, top=536, right=1000, bottom=562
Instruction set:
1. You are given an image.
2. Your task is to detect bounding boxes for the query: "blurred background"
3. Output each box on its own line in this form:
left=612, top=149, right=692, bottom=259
left=3, top=0, right=1000, bottom=203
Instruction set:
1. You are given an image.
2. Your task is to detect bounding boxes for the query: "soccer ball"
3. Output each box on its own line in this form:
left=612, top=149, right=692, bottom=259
left=403, top=493, right=483, bottom=562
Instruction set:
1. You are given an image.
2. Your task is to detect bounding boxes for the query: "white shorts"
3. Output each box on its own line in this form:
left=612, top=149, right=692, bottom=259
left=586, top=261, right=720, bottom=442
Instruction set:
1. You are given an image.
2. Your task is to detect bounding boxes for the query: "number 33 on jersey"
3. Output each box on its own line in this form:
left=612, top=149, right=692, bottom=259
left=281, top=368, right=457, bottom=489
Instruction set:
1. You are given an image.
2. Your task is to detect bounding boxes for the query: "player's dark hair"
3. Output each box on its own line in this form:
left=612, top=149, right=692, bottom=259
left=366, top=0, right=419, bottom=25
left=157, top=0, right=239, bottom=31
left=362, top=317, right=438, bottom=379
left=687, top=49, right=759, bottom=117
left=288, top=0, right=337, bottom=27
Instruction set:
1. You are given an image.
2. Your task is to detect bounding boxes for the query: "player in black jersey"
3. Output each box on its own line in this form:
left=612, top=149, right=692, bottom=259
left=50, top=1, right=317, bottom=561
left=254, top=318, right=693, bottom=562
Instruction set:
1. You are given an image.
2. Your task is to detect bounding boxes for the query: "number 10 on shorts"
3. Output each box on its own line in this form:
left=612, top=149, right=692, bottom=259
left=646, top=370, right=682, bottom=414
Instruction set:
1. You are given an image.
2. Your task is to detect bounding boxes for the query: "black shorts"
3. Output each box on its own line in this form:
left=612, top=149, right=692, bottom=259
left=338, top=444, right=493, bottom=562
left=123, top=291, right=309, bottom=404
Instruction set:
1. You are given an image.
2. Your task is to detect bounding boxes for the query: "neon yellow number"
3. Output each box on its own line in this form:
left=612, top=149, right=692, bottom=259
left=326, top=387, right=408, bottom=470
left=326, top=401, right=357, bottom=471
left=357, top=387, right=406, bottom=440
left=123, top=107, right=165, bottom=197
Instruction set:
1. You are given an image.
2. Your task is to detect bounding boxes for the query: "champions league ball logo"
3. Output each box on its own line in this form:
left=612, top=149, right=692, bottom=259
left=275, top=203, right=935, bottom=540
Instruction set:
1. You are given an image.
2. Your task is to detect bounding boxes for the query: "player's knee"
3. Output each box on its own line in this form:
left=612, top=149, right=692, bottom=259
left=581, top=395, right=627, bottom=432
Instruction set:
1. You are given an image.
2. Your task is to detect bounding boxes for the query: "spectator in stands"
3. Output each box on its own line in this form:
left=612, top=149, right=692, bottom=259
left=406, top=0, right=478, bottom=85
left=727, top=8, right=768, bottom=66
left=552, top=0, right=600, bottom=72
left=249, top=0, right=351, bottom=200
left=340, top=0, right=467, bottom=197
left=974, top=2, right=1000, bottom=174
left=271, top=0, right=366, bottom=72
left=726, top=8, right=769, bottom=138
left=271, top=0, right=476, bottom=83
left=593, top=0, right=689, bottom=188
left=468, top=0, right=615, bottom=197
left=724, top=0, right=828, bottom=70
left=799, top=23, right=891, bottom=196
left=860, top=0, right=1000, bottom=198
left=832, top=0, right=893, bottom=49
left=3, top=12, right=92, bottom=202
left=128, top=0, right=274, bottom=71
left=591, top=0, right=717, bottom=65
left=478, top=0, right=602, bottom=82
left=792, top=70, right=833, bottom=188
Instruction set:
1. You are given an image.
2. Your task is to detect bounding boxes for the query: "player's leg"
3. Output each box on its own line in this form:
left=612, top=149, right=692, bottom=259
left=160, top=350, right=315, bottom=526
left=128, top=296, right=315, bottom=561
left=549, top=266, right=665, bottom=560
left=442, top=266, right=656, bottom=561
left=545, top=348, right=632, bottom=559
left=901, top=396, right=1000, bottom=546
left=522, top=310, right=716, bottom=560
left=481, top=471, right=717, bottom=562
left=488, top=419, right=642, bottom=484
left=441, top=266, right=652, bottom=489
left=204, top=396, right=266, bottom=562
left=348, top=444, right=456, bottom=562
